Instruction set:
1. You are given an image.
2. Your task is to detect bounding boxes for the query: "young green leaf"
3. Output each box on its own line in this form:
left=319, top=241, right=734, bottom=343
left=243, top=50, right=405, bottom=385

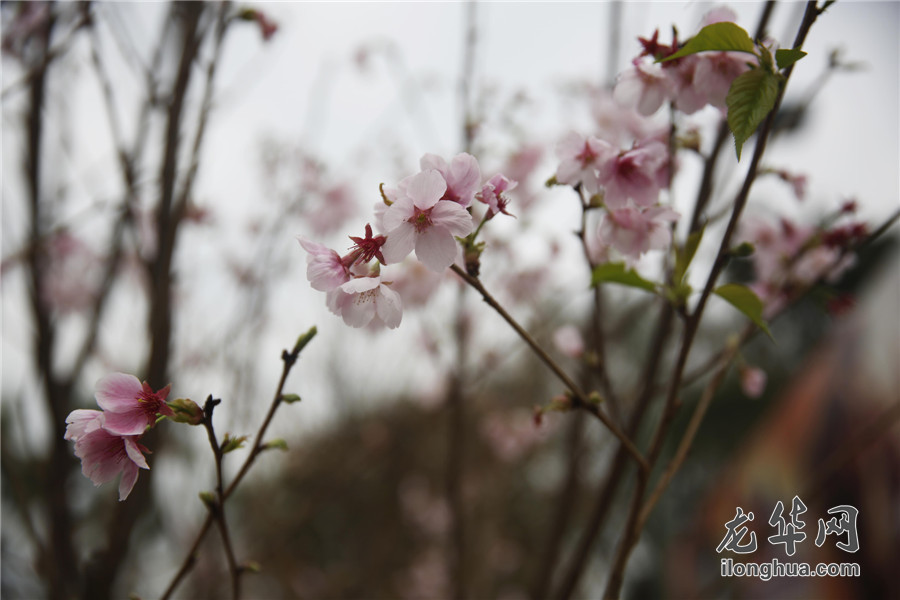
left=713, top=283, right=773, bottom=340
left=775, top=48, right=807, bottom=70
left=673, top=226, right=705, bottom=284
left=661, top=22, right=756, bottom=63
left=591, top=262, right=657, bottom=293
left=726, top=68, right=782, bottom=160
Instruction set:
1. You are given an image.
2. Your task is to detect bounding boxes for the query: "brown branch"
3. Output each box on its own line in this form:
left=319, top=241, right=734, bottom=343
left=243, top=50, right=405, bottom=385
left=450, top=264, right=647, bottom=470
left=160, top=329, right=315, bottom=599
left=201, top=397, right=242, bottom=600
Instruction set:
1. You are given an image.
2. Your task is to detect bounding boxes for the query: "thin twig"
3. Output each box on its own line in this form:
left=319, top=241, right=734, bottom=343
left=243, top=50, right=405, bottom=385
left=638, top=343, right=739, bottom=528
left=201, top=396, right=242, bottom=600
left=160, top=329, right=315, bottom=600
left=450, top=264, right=648, bottom=471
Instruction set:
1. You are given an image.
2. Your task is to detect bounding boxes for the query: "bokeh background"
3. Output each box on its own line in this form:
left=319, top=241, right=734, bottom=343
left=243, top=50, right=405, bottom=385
left=2, top=1, right=898, bottom=599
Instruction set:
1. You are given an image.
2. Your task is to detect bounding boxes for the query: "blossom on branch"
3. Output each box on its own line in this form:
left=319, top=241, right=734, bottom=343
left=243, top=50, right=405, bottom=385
left=419, top=152, right=481, bottom=207
left=327, top=274, right=402, bottom=329
left=65, top=409, right=150, bottom=501
left=596, top=203, right=680, bottom=265
left=382, top=170, right=475, bottom=272
left=555, top=132, right=613, bottom=195
left=95, top=373, right=173, bottom=436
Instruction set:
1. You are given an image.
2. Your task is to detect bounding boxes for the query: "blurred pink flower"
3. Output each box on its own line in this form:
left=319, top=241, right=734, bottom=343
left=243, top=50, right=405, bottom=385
left=327, top=275, right=402, bottom=329
left=476, top=173, right=517, bottom=218
left=597, top=203, right=679, bottom=264
left=65, top=409, right=149, bottom=501
left=553, top=325, right=585, bottom=358
left=382, top=170, right=475, bottom=272
left=740, top=365, right=768, bottom=398
left=613, top=60, right=673, bottom=117
left=693, top=52, right=752, bottom=110
left=41, top=231, right=100, bottom=315
left=94, top=373, right=173, bottom=437
left=555, top=132, right=613, bottom=195
left=419, top=152, right=481, bottom=208
left=596, top=140, right=669, bottom=209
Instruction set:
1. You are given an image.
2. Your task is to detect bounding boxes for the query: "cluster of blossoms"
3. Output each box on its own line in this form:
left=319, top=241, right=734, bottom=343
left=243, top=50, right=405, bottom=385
left=65, top=374, right=178, bottom=500
left=613, top=8, right=753, bottom=116
left=740, top=203, right=867, bottom=316
left=299, top=153, right=516, bottom=329
left=555, top=130, right=677, bottom=266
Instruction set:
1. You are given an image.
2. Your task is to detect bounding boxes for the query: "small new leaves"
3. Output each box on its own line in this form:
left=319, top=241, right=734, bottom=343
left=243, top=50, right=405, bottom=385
left=673, top=226, right=705, bottom=285
left=199, top=491, right=217, bottom=509
left=661, top=22, right=756, bottom=63
left=591, top=262, right=657, bottom=293
left=281, top=393, right=302, bottom=404
left=713, top=283, right=773, bottom=340
left=292, top=326, right=318, bottom=356
left=263, top=438, right=288, bottom=452
left=729, top=241, right=756, bottom=258
left=775, top=48, right=808, bottom=71
left=726, top=67, right=782, bottom=160
left=221, top=433, right=248, bottom=454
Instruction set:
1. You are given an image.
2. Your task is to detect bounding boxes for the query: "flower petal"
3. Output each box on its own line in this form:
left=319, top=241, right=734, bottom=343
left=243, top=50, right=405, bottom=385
left=102, top=410, right=150, bottom=436
left=375, top=284, right=403, bottom=329
left=64, top=409, right=104, bottom=441
left=382, top=222, right=417, bottom=264
left=415, top=227, right=459, bottom=272
left=95, top=373, right=142, bottom=413
left=406, top=170, right=446, bottom=210
left=118, top=462, right=140, bottom=501
left=124, top=436, right=150, bottom=470
left=430, top=201, right=475, bottom=237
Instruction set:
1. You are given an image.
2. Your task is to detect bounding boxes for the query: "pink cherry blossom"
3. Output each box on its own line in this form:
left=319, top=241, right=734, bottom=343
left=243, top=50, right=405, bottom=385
left=476, top=174, right=517, bottom=218
left=419, top=153, right=482, bottom=207
left=668, top=55, right=709, bottom=115
left=94, top=373, right=173, bottom=436
left=597, top=203, right=680, bottom=264
left=555, top=132, right=614, bottom=195
left=613, top=60, right=674, bottom=117
left=596, top=140, right=669, bottom=209
left=553, top=325, right=585, bottom=358
left=700, top=6, right=738, bottom=28
left=381, top=170, right=475, bottom=272
left=326, top=275, right=402, bottom=329
left=65, top=409, right=149, bottom=501
left=298, top=238, right=351, bottom=291
left=693, top=52, right=752, bottom=110
left=740, top=365, right=767, bottom=398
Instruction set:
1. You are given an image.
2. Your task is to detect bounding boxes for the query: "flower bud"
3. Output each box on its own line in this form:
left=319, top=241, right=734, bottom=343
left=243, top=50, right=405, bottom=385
left=167, top=398, right=204, bottom=426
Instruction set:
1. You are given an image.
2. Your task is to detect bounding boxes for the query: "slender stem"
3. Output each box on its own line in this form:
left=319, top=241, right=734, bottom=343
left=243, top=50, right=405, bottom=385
left=201, top=397, right=242, bottom=600
left=449, top=264, right=648, bottom=471
left=160, top=332, right=312, bottom=600
left=638, top=344, right=739, bottom=528
left=575, top=187, right=621, bottom=422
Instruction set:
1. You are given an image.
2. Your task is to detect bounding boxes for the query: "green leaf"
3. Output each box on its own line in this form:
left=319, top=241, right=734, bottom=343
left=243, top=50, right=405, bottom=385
left=730, top=241, right=756, bottom=258
left=292, top=326, right=317, bottom=355
left=281, top=393, right=302, bottom=404
left=591, top=262, right=657, bottom=293
left=726, top=68, right=781, bottom=160
left=221, top=433, right=248, bottom=454
left=661, top=22, right=756, bottom=62
left=713, top=283, right=773, bottom=340
left=775, top=48, right=807, bottom=70
left=674, top=226, right=705, bottom=284
left=264, top=438, right=288, bottom=451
